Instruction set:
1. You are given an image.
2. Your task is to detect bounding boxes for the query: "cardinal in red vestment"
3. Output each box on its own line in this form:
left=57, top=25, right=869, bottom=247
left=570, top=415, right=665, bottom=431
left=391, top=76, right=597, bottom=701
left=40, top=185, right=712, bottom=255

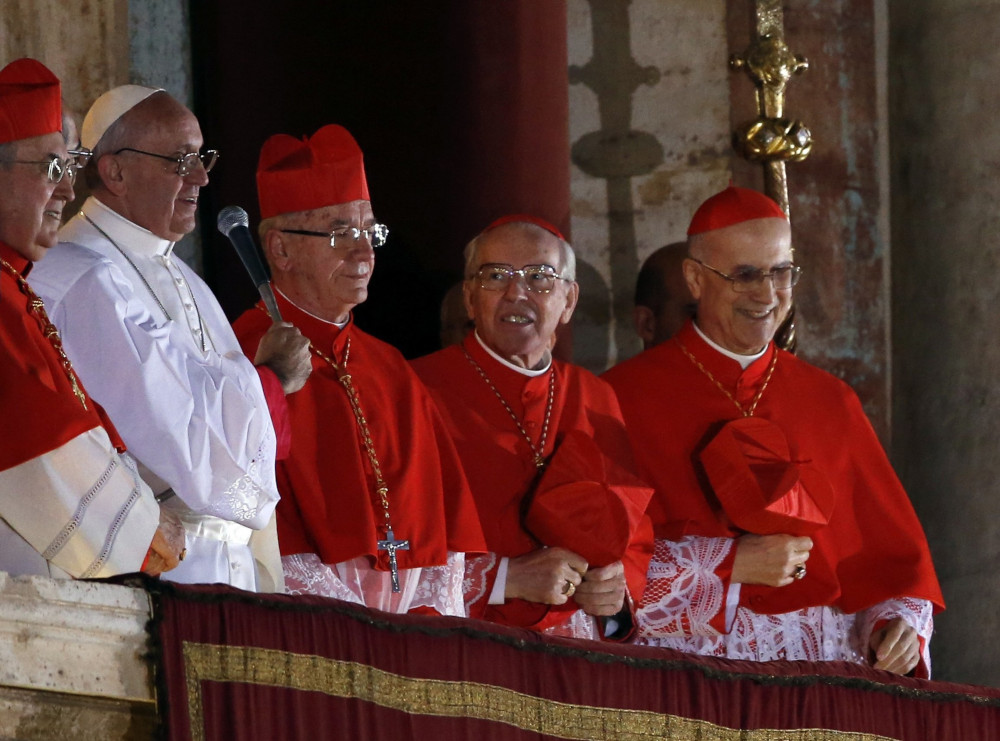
left=0, top=58, right=182, bottom=578
left=412, top=216, right=654, bottom=640
left=233, top=124, right=485, bottom=615
left=603, top=186, right=943, bottom=675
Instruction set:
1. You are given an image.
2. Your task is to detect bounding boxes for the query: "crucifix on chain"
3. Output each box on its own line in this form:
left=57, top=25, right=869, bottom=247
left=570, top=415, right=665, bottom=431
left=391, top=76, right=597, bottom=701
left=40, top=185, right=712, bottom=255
left=377, top=527, right=410, bottom=593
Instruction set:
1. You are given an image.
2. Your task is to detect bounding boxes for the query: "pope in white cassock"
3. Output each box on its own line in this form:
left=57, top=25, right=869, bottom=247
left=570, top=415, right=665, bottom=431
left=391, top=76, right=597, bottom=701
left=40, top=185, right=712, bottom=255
left=30, top=85, right=311, bottom=591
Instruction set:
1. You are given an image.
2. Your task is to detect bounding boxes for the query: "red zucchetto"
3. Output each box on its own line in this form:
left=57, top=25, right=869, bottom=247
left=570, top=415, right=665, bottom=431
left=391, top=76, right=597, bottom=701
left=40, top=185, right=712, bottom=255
left=687, top=185, right=787, bottom=236
left=0, top=58, right=61, bottom=145
left=484, top=214, right=565, bottom=241
left=257, top=124, right=370, bottom=220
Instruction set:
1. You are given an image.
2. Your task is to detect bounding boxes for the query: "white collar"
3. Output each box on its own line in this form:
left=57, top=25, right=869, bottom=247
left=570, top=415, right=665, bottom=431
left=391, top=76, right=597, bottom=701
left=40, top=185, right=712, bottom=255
left=81, top=196, right=175, bottom=259
left=692, top=321, right=768, bottom=370
left=275, top=286, right=349, bottom=328
left=474, top=331, right=551, bottom=377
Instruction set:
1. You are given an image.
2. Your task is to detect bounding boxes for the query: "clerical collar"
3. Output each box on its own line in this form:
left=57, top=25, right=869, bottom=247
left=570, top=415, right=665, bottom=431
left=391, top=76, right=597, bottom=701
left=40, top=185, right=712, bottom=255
left=473, top=331, right=551, bottom=377
left=692, top=321, right=768, bottom=370
left=80, top=196, right=175, bottom=259
left=275, top=286, right=349, bottom=329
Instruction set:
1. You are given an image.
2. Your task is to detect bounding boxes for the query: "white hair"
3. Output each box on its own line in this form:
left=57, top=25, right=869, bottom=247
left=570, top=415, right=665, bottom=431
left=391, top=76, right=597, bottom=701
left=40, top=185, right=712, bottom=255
left=463, top=221, right=576, bottom=280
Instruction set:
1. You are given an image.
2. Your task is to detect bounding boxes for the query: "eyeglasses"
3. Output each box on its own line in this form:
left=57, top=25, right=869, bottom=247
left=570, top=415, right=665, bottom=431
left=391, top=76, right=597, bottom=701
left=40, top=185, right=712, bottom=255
left=473, top=263, right=570, bottom=294
left=68, top=147, right=92, bottom=168
left=279, top=223, right=390, bottom=249
left=690, top=257, right=801, bottom=293
left=114, top=147, right=219, bottom=177
left=2, top=155, right=80, bottom=184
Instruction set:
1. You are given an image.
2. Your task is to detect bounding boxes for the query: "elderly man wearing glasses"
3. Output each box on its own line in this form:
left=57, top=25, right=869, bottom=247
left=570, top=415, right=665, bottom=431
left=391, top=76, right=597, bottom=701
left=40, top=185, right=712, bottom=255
left=0, top=58, right=185, bottom=579
left=411, top=216, right=654, bottom=640
left=604, top=186, right=944, bottom=675
left=233, top=124, right=486, bottom=614
left=29, top=85, right=311, bottom=592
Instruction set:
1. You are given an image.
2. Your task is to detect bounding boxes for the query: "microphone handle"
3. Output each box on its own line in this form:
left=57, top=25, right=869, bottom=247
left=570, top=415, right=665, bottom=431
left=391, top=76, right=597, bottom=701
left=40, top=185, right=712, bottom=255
left=259, top=283, right=283, bottom=322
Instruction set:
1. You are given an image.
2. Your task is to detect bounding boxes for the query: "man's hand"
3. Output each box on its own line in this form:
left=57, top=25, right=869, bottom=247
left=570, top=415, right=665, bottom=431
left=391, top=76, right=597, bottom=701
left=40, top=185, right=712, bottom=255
left=575, top=560, right=626, bottom=617
left=870, top=617, right=921, bottom=675
left=142, top=508, right=186, bottom=576
left=505, top=547, right=587, bottom=605
left=731, top=533, right=813, bottom=587
left=254, top=322, right=312, bottom=394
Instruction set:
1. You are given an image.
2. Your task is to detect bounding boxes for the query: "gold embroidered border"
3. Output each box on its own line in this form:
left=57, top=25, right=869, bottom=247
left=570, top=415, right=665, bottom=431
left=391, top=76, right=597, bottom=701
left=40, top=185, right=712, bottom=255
left=182, top=641, right=898, bottom=741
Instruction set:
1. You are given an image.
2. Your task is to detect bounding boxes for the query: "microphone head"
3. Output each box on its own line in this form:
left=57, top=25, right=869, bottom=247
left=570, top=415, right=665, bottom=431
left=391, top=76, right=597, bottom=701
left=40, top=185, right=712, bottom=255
left=217, top=205, right=249, bottom=237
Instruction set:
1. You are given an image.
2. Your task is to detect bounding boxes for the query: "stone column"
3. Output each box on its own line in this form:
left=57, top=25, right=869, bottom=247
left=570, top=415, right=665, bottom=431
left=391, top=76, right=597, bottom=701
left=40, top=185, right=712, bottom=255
left=890, top=0, right=1000, bottom=687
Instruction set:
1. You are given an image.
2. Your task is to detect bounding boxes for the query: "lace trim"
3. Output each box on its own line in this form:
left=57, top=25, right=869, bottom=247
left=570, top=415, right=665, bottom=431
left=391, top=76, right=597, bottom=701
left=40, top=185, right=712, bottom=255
left=282, top=552, right=467, bottom=616
left=204, top=437, right=271, bottom=523
left=463, top=552, right=497, bottom=613
left=637, top=535, right=732, bottom=637
left=541, top=609, right=598, bottom=640
left=636, top=535, right=937, bottom=673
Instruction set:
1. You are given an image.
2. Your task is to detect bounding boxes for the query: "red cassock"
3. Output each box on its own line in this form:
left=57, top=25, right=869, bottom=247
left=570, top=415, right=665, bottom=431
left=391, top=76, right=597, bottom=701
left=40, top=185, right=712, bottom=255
left=412, top=333, right=654, bottom=634
left=233, top=294, right=486, bottom=578
left=0, top=242, right=123, bottom=469
left=602, top=320, right=944, bottom=617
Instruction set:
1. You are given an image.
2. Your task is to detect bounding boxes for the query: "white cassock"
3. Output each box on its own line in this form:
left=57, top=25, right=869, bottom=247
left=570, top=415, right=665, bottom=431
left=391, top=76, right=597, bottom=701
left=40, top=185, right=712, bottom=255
left=30, top=197, right=282, bottom=591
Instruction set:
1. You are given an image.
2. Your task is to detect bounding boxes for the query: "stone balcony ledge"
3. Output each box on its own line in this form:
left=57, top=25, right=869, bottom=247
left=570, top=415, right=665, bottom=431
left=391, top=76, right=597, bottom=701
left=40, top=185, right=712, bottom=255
left=0, top=572, right=156, bottom=740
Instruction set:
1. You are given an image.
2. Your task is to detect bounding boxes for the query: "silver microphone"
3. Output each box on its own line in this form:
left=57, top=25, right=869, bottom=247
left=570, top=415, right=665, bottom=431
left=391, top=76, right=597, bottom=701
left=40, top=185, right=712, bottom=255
left=217, top=205, right=282, bottom=322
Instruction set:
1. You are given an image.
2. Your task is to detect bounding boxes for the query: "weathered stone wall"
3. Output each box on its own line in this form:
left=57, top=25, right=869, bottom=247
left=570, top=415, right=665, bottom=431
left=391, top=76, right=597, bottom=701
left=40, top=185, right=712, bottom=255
left=0, top=574, right=154, bottom=741
left=890, top=0, right=1000, bottom=687
left=568, top=0, right=732, bottom=372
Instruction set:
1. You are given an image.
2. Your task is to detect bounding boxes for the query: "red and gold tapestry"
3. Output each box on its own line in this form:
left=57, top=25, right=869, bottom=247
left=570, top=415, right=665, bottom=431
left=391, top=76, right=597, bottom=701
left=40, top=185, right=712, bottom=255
left=146, top=579, right=1000, bottom=740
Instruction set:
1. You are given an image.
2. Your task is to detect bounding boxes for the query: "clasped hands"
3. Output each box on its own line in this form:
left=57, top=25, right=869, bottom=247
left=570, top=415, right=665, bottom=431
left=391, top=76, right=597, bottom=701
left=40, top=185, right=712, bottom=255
left=505, top=547, right=626, bottom=617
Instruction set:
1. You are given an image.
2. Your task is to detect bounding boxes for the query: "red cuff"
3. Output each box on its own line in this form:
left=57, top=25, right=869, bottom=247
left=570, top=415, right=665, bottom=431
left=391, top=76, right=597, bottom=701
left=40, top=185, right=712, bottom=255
left=708, top=542, right=738, bottom=634
left=256, top=365, right=291, bottom=459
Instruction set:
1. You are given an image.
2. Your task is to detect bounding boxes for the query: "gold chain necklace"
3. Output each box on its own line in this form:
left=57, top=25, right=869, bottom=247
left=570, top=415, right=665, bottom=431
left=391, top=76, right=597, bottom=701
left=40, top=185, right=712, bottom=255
left=307, top=333, right=411, bottom=592
left=1, top=258, right=87, bottom=409
left=462, top=346, right=556, bottom=469
left=677, top=338, right=777, bottom=417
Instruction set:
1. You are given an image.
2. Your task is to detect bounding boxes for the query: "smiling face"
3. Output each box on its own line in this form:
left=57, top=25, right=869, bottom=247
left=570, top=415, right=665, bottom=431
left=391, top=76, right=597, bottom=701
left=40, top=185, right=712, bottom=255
left=463, top=223, right=579, bottom=369
left=0, top=131, right=75, bottom=262
left=265, top=199, right=376, bottom=323
left=97, top=93, right=208, bottom=242
left=684, top=216, right=793, bottom=355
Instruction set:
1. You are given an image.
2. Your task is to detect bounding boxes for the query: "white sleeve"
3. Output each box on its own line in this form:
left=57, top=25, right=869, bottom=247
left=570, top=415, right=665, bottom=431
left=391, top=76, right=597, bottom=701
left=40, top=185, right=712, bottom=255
left=0, top=428, right=159, bottom=578
left=636, top=535, right=739, bottom=638
left=40, top=258, right=277, bottom=530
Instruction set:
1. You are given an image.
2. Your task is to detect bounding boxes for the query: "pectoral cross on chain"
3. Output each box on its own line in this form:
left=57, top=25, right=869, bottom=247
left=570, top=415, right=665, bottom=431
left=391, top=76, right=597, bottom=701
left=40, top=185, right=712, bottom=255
left=377, top=528, right=410, bottom=593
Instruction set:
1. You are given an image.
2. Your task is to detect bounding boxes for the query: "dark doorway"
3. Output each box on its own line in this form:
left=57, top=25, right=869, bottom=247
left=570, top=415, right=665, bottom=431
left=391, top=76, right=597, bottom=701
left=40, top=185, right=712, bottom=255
left=190, top=0, right=570, bottom=358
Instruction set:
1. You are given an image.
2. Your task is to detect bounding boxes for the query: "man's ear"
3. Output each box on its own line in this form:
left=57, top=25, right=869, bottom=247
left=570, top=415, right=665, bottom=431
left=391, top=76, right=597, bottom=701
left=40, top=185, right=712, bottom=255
left=634, top=306, right=655, bottom=347
left=682, top=257, right=703, bottom=301
left=559, top=281, right=580, bottom=325
left=97, top=155, right=126, bottom=197
left=462, top=279, right=476, bottom=322
left=264, top=229, right=291, bottom=274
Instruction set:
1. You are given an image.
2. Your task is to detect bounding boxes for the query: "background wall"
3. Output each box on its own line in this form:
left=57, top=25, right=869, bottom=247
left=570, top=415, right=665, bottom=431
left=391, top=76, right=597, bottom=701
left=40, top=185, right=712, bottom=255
left=890, top=0, right=1000, bottom=687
